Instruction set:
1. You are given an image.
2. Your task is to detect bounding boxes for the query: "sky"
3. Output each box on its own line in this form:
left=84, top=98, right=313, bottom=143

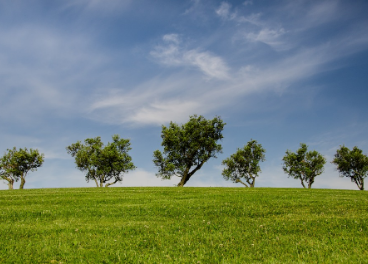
left=0, top=0, right=368, bottom=190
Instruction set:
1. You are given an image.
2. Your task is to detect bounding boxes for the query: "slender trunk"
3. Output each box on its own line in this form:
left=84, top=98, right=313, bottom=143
left=308, top=180, right=314, bottom=189
left=99, top=175, right=104, bottom=187
left=247, top=176, right=255, bottom=188
left=250, top=177, right=255, bottom=188
left=7, top=179, right=14, bottom=190
left=20, top=177, right=25, bottom=189
left=236, top=178, right=249, bottom=187
left=94, top=178, right=99, bottom=187
left=177, top=168, right=190, bottom=187
left=300, top=178, right=306, bottom=188
left=177, top=161, right=206, bottom=187
left=359, top=178, right=364, bottom=191
left=354, top=177, right=364, bottom=191
left=362, top=179, right=364, bottom=191
left=105, top=178, right=118, bottom=187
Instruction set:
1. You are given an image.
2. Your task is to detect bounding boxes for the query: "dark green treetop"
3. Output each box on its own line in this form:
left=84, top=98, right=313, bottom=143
left=332, top=146, right=368, bottom=190
left=66, top=135, right=136, bottom=187
left=153, top=115, right=225, bottom=187
left=0, top=147, right=44, bottom=189
left=222, top=139, right=265, bottom=187
left=282, top=143, right=326, bottom=189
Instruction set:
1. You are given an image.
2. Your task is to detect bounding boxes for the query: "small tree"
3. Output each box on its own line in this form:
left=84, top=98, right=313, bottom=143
left=222, top=139, right=265, bottom=187
left=332, top=146, right=368, bottom=190
left=0, top=147, right=44, bottom=189
left=282, top=143, right=326, bottom=189
left=66, top=135, right=136, bottom=187
left=153, top=115, right=225, bottom=187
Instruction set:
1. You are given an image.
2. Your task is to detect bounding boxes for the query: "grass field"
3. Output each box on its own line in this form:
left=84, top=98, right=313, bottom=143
left=0, top=187, right=367, bottom=263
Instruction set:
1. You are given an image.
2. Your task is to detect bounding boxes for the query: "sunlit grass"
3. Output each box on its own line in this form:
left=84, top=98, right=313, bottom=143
left=0, top=187, right=367, bottom=263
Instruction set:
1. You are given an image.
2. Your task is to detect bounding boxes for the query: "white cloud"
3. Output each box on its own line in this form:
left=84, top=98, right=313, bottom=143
left=243, top=0, right=253, bottom=6
left=216, top=1, right=261, bottom=26
left=120, top=169, right=179, bottom=187
left=0, top=25, right=108, bottom=123
left=91, top=23, right=368, bottom=126
left=151, top=34, right=230, bottom=80
left=88, top=72, right=219, bottom=126
left=163, top=33, right=180, bottom=44
left=183, top=50, right=230, bottom=80
left=216, top=2, right=232, bottom=19
left=246, top=28, right=288, bottom=50
left=127, top=100, right=202, bottom=125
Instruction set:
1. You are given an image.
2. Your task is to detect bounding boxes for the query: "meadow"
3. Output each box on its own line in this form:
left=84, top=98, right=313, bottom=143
left=0, top=187, right=367, bottom=263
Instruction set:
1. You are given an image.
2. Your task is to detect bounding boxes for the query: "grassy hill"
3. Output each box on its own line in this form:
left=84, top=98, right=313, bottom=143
left=0, top=187, right=367, bottom=263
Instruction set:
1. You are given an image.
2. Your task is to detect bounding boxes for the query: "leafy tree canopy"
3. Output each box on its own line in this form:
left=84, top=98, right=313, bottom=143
left=222, top=139, right=265, bottom=187
left=153, top=115, right=225, bottom=187
left=0, top=147, right=44, bottom=189
left=66, top=135, right=136, bottom=187
left=332, top=146, right=368, bottom=190
left=282, top=143, right=326, bottom=189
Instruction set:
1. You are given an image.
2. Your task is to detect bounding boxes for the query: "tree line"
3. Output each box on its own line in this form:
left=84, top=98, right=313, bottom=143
left=1, top=115, right=368, bottom=190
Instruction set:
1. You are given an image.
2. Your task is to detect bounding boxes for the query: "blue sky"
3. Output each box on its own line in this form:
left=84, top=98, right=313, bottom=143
left=1, top=0, right=367, bottom=190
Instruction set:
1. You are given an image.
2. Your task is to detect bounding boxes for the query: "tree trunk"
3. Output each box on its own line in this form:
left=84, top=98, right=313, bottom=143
left=359, top=178, right=364, bottom=191
left=236, top=178, right=249, bottom=187
left=300, top=178, right=306, bottom=188
left=94, top=178, right=99, bottom=187
left=7, top=179, right=14, bottom=190
left=99, top=175, right=104, bottom=187
left=105, top=179, right=118, bottom=187
left=353, top=177, right=364, bottom=191
left=177, top=161, right=206, bottom=187
left=248, top=176, right=255, bottom=188
left=19, top=177, right=25, bottom=189
left=177, top=174, right=189, bottom=187
left=177, top=167, right=191, bottom=187
left=250, top=179, right=255, bottom=188
left=307, top=177, right=314, bottom=189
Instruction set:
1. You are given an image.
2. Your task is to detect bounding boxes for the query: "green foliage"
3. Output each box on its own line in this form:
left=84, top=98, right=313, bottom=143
left=282, top=143, right=326, bottom=189
left=332, top=146, right=368, bottom=190
left=66, top=135, right=136, bottom=187
left=222, top=139, right=265, bottom=187
left=0, top=187, right=367, bottom=263
left=153, top=115, right=225, bottom=186
left=0, top=147, right=44, bottom=189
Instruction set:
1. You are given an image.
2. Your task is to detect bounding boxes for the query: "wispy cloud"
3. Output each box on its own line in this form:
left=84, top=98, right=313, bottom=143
left=216, top=2, right=232, bottom=20
left=90, top=19, right=368, bottom=126
left=245, top=28, right=287, bottom=50
left=0, top=24, right=109, bottom=123
left=151, top=34, right=230, bottom=80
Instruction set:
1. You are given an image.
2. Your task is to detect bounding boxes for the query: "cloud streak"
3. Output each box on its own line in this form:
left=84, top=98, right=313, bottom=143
left=151, top=34, right=230, bottom=80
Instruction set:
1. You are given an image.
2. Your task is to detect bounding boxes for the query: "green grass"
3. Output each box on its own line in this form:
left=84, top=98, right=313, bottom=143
left=0, top=187, right=367, bottom=263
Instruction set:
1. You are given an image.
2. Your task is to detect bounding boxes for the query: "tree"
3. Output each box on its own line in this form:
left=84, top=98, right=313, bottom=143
left=222, top=139, right=265, bottom=187
left=332, top=146, right=368, bottom=190
left=66, top=135, right=136, bottom=187
left=0, top=147, right=44, bottom=189
left=282, top=143, right=326, bottom=189
left=153, top=115, right=225, bottom=187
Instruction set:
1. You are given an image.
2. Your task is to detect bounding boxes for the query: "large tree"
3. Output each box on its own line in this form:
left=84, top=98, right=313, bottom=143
left=332, top=146, right=368, bottom=190
left=0, top=147, right=44, bottom=189
left=66, top=135, right=136, bottom=187
left=222, top=139, right=265, bottom=187
left=153, top=115, right=225, bottom=187
left=282, top=143, right=326, bottom=189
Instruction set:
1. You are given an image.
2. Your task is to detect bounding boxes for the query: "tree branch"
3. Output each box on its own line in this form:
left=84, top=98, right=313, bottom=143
left=235, top=178, right=249, bottom=187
